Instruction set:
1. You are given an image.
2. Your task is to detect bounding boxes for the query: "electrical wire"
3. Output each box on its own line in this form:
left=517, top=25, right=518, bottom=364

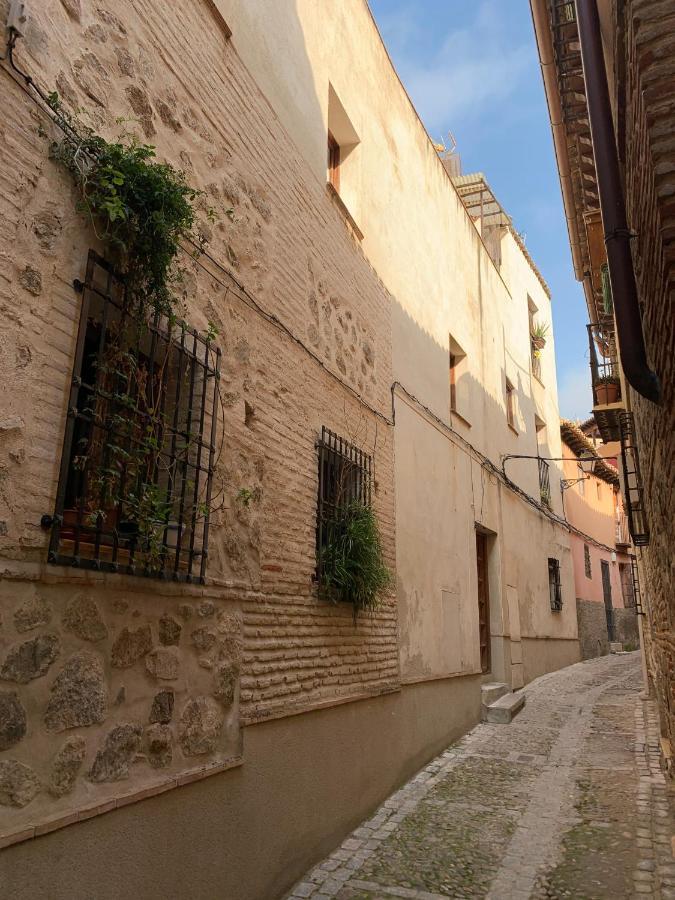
left=0, top=48, right=620, bottom=557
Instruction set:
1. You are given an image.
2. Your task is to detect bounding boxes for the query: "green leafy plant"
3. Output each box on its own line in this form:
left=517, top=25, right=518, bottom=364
left=47, top=92, right=205, bottom=317
left=236, top=488, right=254, bottom=508
left=44, top=94, right=222, bottom=572
left=318, top=501, right=392, bottom=616
left=531, top=320, right=549, bottom=341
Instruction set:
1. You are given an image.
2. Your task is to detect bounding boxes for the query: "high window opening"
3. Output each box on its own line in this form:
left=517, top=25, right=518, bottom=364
left=326, top=84, right=361, bottom=233
left=327, top=131, right=340, bottom=191
left=505, top=378, right=517, bottom=431
left=584, top=543, right=592, bottom=578
left=528, top=296, right=543, bottom=382
left=448, top=335, right=468, bottom=422
left=47, top=251, right=220, bottom=583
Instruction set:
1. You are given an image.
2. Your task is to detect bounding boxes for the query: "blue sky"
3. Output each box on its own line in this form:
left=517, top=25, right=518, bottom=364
left=368, top=0, right=593, bottom=421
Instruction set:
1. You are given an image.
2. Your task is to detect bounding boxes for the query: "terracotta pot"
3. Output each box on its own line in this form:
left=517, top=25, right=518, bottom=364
left=594, top=381, right=620, bottom=405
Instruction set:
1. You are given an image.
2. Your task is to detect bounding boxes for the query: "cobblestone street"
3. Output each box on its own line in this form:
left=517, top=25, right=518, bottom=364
left=287, top=653, right=674, bottom=900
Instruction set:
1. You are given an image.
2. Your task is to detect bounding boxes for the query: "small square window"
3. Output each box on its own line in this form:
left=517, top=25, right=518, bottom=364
left=46, top=251, right=220, bottom=583
left=548, top=557, right=563, bottom=610
left=584, top=543, right=592, bottom=578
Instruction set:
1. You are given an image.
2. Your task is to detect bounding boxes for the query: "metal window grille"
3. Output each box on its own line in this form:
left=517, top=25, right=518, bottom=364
left=539, top=457, right=552, bottom=508
left=315, top=427, right=372, bottom=588
left=548, top=557, right=563, bottom=610
left=46, top=250, right=221, bottom=583
left=584, top=543, right=592, bottom=578
left=619, top=411, right=650, bottom=546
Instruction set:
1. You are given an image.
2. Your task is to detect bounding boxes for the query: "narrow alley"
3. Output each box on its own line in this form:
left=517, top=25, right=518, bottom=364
left=288, top=653, right=674, bottom=900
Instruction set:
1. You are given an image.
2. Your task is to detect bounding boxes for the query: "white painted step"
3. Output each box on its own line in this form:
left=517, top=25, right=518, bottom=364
left=485, top=690, right=526, bottom=724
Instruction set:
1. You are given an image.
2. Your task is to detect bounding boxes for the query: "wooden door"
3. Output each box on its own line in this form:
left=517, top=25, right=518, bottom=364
left=476, top=532, right=491, bottom=673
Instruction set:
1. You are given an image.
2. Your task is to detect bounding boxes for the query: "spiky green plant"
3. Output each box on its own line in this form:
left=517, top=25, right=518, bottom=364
left=319, top=501, right=392, bottom=616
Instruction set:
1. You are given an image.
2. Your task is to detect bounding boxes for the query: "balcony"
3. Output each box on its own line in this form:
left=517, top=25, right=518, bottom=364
left=587, top=322, right=623, bottom=442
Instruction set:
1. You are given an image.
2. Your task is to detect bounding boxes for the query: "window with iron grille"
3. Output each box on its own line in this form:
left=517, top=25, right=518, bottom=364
left=315, top=426, right=372, bottom=591
left=46, top=250, right=221, bottom=583
left=584, top=543, right=592, bottom=578
left=548, top=557, right=563, bottom=610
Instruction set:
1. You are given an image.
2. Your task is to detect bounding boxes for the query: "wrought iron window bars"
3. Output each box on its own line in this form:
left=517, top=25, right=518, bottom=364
left=45, top=250, right=221, bottom=583
left=315, top=426, right=372, bottom=589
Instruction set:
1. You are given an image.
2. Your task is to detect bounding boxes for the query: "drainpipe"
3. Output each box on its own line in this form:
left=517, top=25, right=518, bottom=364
left=530, top=0, right=585, bottom=283
left=575, top=0, right=661, bottom=403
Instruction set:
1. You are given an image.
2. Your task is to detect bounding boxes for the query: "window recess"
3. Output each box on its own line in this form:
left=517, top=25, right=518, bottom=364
left=315, top=426, right=372, bottom=593
left=45, top=251, right=221, bottom=584
left=548, top=557, right=563, bottom=611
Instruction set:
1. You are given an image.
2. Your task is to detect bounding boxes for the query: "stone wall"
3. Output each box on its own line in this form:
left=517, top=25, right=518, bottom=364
left=614, top=609, right=640, bottom=650
left=619, top=0, right=675, bottom=757
left=0, top=0, right=396, bottom=841
left=576, top=599, right=610, bottom=660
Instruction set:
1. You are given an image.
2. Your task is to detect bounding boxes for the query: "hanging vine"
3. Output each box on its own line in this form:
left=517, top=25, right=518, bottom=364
left=44, top=93, right=225, bottom=574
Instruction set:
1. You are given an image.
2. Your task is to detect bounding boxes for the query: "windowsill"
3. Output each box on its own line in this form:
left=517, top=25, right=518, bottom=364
left=326, top=182, right=364, bottom=241
left=451, top=410, right=472, bottom=429
left=508, top=423, right=519, bottom=436
left=531, top=372, right=545, bottom=387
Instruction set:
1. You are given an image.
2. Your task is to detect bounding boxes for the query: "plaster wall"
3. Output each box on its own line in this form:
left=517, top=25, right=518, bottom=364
left=216, top=0, right=575, bottom=688
left=0, top=674, right=481, bottom=900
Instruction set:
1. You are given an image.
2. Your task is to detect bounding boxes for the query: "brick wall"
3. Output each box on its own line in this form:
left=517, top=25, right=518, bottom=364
left=0, top=0, right=397, bottom=838
left=620, top=0, right=675, bottom=758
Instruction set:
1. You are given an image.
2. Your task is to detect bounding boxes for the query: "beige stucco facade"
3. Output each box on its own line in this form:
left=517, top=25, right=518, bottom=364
left=219, top=0, right=580, bottom=695
left=0, top=1, right=579, bottom=895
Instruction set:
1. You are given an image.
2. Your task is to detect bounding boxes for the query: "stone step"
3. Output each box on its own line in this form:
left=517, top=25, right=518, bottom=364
left=609, top=642, right=624, bottom=654
left=481, top=682, right=510, bottom=706
left=485, top=690, right=526, bottom=724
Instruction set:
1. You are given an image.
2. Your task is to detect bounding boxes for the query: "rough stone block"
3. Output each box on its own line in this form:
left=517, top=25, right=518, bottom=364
left=485, top=691, right=526, bottom=724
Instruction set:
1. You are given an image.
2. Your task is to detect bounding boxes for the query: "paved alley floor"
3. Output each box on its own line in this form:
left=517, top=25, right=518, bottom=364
left=287, top=652, right=674, bottom=900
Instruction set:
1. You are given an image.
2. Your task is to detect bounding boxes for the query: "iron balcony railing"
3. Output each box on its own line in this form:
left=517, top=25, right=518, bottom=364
left=587, top=321, right=623, bottom=441
left=588, top=321, right=620, bottom=401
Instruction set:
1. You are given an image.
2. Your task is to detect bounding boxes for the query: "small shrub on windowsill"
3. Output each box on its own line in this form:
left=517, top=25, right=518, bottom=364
left=318, top=501, right=392, bottom=617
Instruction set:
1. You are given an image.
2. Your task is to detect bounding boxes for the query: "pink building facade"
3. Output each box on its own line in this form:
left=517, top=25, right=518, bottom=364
left=561, top=421, right=639, bottom=658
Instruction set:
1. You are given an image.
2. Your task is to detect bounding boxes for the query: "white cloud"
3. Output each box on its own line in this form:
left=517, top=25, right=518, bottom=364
left=386, top=1, right=531, bottom=137
left=558, top=368, right=594, bottom=421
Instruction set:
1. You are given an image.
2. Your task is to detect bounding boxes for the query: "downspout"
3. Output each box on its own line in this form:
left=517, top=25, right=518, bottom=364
left=575, top=0, right=661, bottom=403
left=530, top=0, right=585, bottom=283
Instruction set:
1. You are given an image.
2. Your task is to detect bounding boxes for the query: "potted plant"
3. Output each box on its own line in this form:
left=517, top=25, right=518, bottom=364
left=531, top=321, right=549, bottom=351
left=594, top=375, right=621, bottom=405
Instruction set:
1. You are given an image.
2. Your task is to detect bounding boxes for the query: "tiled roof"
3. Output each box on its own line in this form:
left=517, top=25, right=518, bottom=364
left=560, top=418, right=620, bottom=486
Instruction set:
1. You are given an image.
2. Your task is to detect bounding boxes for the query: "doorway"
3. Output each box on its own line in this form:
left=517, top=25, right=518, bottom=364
left=476, top=531, right=491, bottom=673
left=601, top=560, right=615, bottom=642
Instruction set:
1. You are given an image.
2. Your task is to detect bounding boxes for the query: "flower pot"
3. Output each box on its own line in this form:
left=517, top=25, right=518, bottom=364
left=532, top=335, right=546, bottom=351
left=594, top=381, right=620, bottom=405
